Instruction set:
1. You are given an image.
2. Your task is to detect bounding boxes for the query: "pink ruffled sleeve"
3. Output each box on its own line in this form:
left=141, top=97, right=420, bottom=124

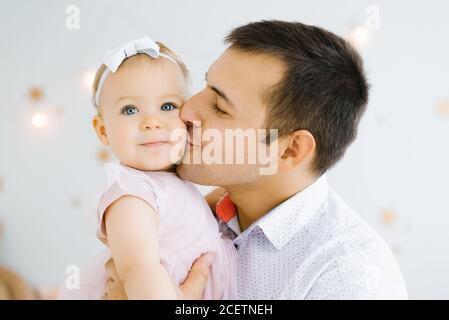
left=96, top=163, right=159, bottom=243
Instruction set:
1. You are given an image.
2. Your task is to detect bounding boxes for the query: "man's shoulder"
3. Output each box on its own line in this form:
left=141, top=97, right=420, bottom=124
left=303, top=186, right=387, bottom=252
left=284, top=187, right=408, bottom=299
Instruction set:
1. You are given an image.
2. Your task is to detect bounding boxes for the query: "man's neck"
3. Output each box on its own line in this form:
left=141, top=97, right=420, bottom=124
left=225, top=170, right=318, bottom=231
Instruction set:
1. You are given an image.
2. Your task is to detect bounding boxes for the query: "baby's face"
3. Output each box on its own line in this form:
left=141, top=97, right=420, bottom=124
left=93, top=54, right=188, bottom=171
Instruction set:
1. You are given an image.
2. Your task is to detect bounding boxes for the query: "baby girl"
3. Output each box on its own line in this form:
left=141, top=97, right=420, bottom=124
left=59, top=37, right=237, bottom=299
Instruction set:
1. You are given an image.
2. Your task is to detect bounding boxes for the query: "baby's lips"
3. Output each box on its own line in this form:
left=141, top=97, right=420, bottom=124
left=139, top=137, right=170, bottom=145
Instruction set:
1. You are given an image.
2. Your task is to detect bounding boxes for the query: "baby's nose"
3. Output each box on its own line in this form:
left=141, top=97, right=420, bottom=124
left=140, top=117, right=163, bottom=130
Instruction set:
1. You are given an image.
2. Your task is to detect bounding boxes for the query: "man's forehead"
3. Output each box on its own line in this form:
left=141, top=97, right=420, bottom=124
left=210, top=47, right=284, bottom=73
left=207, top=48, right=285, bottom=104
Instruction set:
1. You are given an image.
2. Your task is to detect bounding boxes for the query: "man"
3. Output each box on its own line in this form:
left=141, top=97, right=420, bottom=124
left=104, top=20, right=407, bottom=299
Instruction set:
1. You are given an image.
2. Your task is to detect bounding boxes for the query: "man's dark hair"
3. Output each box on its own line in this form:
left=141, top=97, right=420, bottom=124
left=225, top=20, right=369, bottom=175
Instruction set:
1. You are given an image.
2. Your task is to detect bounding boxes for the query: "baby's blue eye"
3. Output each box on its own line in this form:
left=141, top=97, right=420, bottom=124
left=121, top=105, right=138, bottom=115
left=161, top=103, right=176, bottom=111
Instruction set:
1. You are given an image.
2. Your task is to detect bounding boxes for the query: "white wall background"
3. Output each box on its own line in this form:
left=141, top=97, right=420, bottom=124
left=0, top=0, right=448, bottom=299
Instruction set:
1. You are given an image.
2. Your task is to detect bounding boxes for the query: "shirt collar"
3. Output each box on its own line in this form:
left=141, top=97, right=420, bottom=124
left=215, top=175, right=329, bottom=250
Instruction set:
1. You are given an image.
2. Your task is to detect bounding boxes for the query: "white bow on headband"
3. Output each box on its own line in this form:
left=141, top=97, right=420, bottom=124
left=94, top=36, right=178, bottom=107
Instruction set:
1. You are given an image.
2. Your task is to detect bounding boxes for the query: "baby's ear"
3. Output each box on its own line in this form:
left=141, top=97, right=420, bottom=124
left=92, top=115, right=109, bottom=146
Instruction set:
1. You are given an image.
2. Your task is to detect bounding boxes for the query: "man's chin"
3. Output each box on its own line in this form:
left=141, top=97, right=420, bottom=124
left=176, top=162, right=198, bottom=182
left=176, top=162, right=215, bottom=186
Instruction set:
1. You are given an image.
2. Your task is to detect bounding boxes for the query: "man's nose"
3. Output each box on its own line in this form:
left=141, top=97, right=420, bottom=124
left=180, top=93, right=202, bottom=126
left=140, top=116, right=163, bottom=130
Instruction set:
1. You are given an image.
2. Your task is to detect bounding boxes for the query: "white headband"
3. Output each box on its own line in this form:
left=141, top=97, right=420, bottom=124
left=94, top=36, right=179, bottom=107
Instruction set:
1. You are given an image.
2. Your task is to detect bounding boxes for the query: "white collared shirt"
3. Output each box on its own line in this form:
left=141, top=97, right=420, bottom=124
left=216, top=175, right=408, bottom=299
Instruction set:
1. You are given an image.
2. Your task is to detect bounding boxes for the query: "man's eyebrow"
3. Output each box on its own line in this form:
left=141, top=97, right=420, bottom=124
left=205, top=72, right=235, bottom=108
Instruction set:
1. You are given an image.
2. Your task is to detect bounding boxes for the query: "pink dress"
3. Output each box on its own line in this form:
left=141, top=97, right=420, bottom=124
left=59, top=162, right=238, bottom=299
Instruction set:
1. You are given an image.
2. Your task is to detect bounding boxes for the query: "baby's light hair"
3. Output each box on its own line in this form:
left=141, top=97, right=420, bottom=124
left=91, top=41, right=190, bottom=109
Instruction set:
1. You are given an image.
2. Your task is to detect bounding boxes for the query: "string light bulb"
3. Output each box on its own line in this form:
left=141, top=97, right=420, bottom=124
left=346, top=26, right=372, bottom=49
left=30, top=111, right=49, bottom=128
left=83, top=70, right=96, bottom=90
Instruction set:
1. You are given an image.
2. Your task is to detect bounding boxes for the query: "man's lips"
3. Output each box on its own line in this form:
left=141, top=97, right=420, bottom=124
left=187, top=133, right=201, bottom=147
left=187, top=140, right=200, bottom=148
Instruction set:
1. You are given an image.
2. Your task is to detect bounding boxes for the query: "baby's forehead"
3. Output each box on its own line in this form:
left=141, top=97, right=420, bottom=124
left=119, top=53, right=178, bottom=74
left=106, top=57, right=186, bottom=93
left=120, top=53, right=157, bottom=67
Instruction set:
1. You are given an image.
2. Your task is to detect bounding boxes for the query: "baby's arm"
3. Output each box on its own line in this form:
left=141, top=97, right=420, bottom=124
left=104, top=195, right=177, bottom=299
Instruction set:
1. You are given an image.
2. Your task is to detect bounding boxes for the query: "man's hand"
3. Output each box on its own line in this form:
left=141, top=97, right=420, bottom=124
left=102, top=253, right=214, bottom=300
left=101, top=258, right=127, bottom=300
left=177, top=253, right=214, bottom=299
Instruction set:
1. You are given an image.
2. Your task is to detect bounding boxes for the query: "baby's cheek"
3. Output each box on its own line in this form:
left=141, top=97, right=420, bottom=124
left=107, top=132, right=134, bottom=163
left=109, top=142, right=128, bottom=164
left=169, top=117, right=187, bottom=138
left=175, top=116, right=187, bottom=130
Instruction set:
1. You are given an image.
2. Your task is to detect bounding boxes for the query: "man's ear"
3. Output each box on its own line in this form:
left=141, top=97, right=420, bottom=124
left=92, top=115, right=109, bottom=146
left=278, top=129, right=316, bottom=172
